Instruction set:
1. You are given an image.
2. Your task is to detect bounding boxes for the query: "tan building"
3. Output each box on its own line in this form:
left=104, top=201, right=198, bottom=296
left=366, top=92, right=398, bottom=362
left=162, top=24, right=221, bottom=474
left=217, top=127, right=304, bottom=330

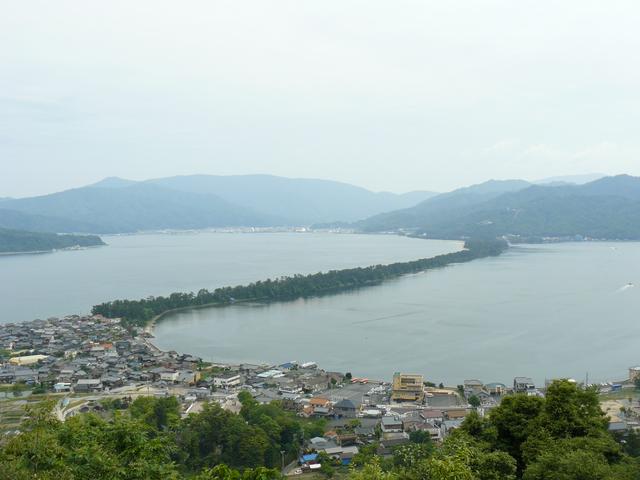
left=391, top=372, right=425, bottom=403
left=629, top=366, right=640, bottom=383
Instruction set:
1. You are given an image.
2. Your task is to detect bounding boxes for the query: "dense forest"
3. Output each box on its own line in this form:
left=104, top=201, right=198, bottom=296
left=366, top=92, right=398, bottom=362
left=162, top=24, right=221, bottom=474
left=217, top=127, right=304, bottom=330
left=0, top=227, right=105, bottom=254
left=1, top=380, right=639, bottom=479
left=92, top=238, right=508, bottom=328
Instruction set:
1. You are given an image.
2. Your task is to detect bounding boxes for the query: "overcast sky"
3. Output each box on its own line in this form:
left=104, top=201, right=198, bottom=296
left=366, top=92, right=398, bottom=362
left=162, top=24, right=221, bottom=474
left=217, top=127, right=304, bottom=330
left=2, top=1, right=639, bottom=197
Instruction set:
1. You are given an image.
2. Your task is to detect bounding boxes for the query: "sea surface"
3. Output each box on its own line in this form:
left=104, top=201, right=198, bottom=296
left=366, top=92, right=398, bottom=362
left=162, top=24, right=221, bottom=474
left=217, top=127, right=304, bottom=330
left=152, top=242, right=640, bottom=386
left=0, top=232, right=460, bottom=324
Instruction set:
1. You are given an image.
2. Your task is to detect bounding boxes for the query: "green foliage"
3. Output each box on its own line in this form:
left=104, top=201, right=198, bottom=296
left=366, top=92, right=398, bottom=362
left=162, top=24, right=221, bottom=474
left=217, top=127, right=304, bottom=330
left=0, top=404, right=179, bottom=479
left=4, top=379, right=638, bottom=479
left=354, top=380, right=638, bottom=479
left=349, top=457, right=397, bottom=480
left=0, top=227, right=104, bottom=254
left=302, top=417, right=327, bottom=440
left=359, top=175, right=640, bottom=240
left=408, top=429, right=433, bottom=446
left=194, top=464, right=282, bottom=480
left=129, top=395, right=181, bottom=430
left=468, top=395, right=481, bottom=408
left=393, top=443, right=434, bottom=469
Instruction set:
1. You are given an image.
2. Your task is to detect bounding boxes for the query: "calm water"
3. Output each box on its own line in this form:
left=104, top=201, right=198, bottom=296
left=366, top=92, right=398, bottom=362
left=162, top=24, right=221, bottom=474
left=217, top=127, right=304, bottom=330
left=0, top=232, right=460, bottom=323
left=154, top=242, right=640, bottom=386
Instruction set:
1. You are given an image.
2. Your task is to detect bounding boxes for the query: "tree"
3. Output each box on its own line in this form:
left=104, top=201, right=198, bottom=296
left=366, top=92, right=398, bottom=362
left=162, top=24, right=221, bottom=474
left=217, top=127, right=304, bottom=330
left=408, top=429, right=433, bottom=445
left=468, top=395, right=481, bottom=408
left=348, top=457, right=397, bottom=480
left=393, top=443, right=433, bottom=468
left=129, top=396, right=180, bottom=430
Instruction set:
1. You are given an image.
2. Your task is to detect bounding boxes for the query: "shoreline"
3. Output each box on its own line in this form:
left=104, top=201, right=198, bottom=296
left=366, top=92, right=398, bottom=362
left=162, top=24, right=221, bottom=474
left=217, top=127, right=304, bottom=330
left=0, top=244, right=106, bottom=257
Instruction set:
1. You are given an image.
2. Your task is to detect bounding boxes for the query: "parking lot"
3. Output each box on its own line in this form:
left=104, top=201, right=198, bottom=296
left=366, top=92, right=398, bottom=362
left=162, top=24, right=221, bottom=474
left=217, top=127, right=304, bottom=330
left=317, top=380, right=388, bottom=408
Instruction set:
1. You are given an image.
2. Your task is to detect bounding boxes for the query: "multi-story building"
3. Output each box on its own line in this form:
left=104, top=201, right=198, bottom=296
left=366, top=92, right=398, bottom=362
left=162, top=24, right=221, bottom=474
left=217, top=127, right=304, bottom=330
left=391, top=372, right=425, bottom=403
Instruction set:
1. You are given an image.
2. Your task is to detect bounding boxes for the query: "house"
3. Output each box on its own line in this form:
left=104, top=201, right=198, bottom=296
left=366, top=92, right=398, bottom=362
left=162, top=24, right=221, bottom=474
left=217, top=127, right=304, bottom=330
left=420, top=409, right=444, bottom=423
left=354, top=425, right=376, bottom=440
left=333, top=398, right=357, bottom=418
left=313, top=406, right=331, bottom=417
left=441, top=419, right=464, bottom=437
left=411, top=421, right=442, bottom=442
left=337, top=433, right=357, bottom=446
left=309, top=437, right=332, bottom=449
left=391, top=372, right=424, bottom=403
left=74, top=378, right=103, bottom=392
left=309, top=397, right=331, bottom=409
left=378, top=432, right=410, bottom=454
left=53, top=382, right=72, bottom=393
left=463, top=379, right=484, bottom=396
left=485, top=382, right=507, bottom=396
left=299, top=453, right=319, bottom=465
left=159, top=370, right=179, bottom=382
left=323, top=446, right=359, bottom=465
left=514, top=377, right=536, bottom=394
left=381, top=415, right=403, bottom=433
left=445, top=409, right=468, bottom=420
left=213, top=373, right=241, bottom=389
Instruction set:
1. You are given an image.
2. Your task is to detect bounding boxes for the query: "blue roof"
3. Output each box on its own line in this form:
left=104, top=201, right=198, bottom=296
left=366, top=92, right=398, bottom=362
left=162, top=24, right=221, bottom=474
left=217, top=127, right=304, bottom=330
left=300, top=453, right=318, bottom=463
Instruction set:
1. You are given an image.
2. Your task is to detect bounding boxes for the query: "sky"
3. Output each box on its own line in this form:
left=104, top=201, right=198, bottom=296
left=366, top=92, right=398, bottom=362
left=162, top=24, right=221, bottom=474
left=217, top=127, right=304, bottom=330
left=1, top=1, right=640, bottom=198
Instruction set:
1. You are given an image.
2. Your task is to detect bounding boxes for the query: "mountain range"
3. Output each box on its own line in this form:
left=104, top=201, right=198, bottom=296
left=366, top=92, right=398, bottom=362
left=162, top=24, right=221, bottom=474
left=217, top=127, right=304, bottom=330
left=357, top=174, right=640, bottom=240
left=1, top=173, right=637, bottom=241
left=0, top=175, right=437, bottom=234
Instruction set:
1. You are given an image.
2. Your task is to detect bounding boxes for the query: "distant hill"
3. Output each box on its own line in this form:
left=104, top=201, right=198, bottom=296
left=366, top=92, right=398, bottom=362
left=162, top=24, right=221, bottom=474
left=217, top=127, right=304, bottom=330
left=0, top=175, right=437, bottom=233
left=0, top=228, right=105, bottom=254
left=358, top=179, right=531, bottom=232
left=533, top=173, right=606, bottom=185
left=0, top=208, right=102, bottom=233
left=358, top=175, right=640, bottom=240
left=145, top=174, right=437, bottom=224
left=1, top=183, right=278, bottom=234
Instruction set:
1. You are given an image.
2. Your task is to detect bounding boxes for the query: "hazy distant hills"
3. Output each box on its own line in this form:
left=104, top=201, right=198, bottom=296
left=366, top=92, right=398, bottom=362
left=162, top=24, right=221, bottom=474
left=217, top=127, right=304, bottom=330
left=0, top=228, right=104, bottom=254
left=0, top=175, right=437, bottom=234
left=3, top=172, right=635, bottom=239
left=146, top=174, right=437, bottom=224
left=358, top=175, right=640, bottom=240
left=0, top=183, right=278, bottom=234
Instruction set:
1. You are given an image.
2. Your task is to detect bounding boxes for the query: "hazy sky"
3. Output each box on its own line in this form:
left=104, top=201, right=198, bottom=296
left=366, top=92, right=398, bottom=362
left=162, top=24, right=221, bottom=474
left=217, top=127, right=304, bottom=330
left=2, top=1, right=640, bottom=197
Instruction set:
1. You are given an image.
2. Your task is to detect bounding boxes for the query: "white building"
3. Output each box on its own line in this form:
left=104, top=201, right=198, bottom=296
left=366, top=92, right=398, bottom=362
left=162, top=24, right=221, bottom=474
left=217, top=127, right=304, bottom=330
left=213, top=373, right=241, bottom=388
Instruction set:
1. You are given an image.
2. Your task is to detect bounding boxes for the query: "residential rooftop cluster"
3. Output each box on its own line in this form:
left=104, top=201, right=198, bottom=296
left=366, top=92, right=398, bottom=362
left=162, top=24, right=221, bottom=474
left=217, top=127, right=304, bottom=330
left=0, top=315, right=202, bottom=397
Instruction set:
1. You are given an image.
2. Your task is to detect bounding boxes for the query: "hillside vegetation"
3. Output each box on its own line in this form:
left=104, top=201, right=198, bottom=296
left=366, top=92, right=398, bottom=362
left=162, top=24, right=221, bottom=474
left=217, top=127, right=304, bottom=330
left=1, top=381, right=638, bottom=479
left=358, top=175, right=640, bottom=240
left=0, top=228, right=105, bottom=254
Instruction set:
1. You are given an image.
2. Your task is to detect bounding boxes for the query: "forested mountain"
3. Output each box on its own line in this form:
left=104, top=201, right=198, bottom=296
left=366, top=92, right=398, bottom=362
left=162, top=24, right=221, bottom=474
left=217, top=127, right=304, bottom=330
left=358, top=179, right=532, bottom=232
left=0, top=183, right=280, bottom=234
left=146, top=174, right=437, bottom=223
left=0, top=228, right=104, bottom=253
left=0, top=175, right=437, bottom=233
left=358, top=175, right=640, bottom=240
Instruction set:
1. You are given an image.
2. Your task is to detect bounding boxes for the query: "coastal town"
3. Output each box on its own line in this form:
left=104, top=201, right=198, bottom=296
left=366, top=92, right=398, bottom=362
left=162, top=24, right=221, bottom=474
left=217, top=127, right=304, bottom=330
left=1, top=314, right=640, bottom=474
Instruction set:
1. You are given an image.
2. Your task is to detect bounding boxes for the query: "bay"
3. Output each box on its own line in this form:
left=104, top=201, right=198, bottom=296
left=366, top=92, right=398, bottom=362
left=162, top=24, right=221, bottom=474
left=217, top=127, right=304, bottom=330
left=0, top=232, right=460, bottom=323
left=153, top=242, right=640, bottom=386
